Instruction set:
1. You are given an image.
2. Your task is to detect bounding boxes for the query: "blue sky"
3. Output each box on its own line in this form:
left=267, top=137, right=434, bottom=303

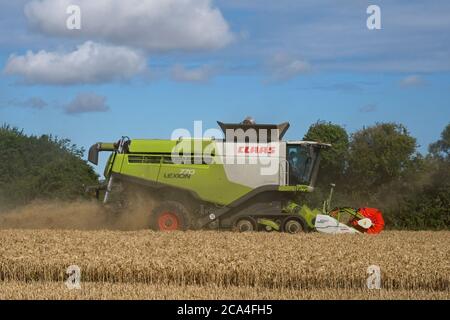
left=0, top=0, right=449, bottom=173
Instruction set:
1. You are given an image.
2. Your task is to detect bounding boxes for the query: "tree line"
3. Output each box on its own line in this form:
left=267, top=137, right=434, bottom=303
left=0, top=125, right=98, bottom=210
left=303, top=121, right=449, bottom=230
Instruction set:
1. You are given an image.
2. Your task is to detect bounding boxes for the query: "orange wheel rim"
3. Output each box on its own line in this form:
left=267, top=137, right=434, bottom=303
left=158, top=212, right=179, bottom=231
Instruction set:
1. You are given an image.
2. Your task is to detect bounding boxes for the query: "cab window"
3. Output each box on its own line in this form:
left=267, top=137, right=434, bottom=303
left=287, top=145, right=317, bottom=185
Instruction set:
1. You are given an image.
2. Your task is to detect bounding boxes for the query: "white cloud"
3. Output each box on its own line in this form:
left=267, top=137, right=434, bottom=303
left=64, top=92, right=109, bottom=114
left=24, top=0, right=233, bottom=52
left=266, top=53, right=311, bottom=82
left=170, top=64, right=215, bottom=83
left=4, top=41, right=146, bottom=85
left=399, top=75, right=425, bottom=87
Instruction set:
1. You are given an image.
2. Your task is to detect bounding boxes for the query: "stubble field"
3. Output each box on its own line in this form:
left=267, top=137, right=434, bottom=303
left=0, top=229, right=448, bottom=300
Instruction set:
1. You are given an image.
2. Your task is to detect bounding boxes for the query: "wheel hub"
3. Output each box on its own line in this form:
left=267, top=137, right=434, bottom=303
left=285, top=220, right=302, bottom=234
left=236, top=219, right=254, bottom=232
left=158, top=212, right=179, bottom=231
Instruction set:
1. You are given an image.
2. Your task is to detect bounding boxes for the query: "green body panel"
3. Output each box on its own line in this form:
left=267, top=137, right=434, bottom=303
left=111, top=154, right=126, bottom=174
left=156, top=161, right=251, bottom=205
left=119, top=158, right=160, bottom=181
left=129, top=139, right=178, bottom=153
left=109, top=151, right=252, bottom=206
left=284, top=202, right=321, bottom=228
left=257, top=218, right=280, bottom=231
left=299, top=205, right=322, bottom=228
left=129, top=139, right=215, bottom=154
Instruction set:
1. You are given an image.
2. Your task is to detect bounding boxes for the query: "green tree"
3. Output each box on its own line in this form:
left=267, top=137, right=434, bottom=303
left=347, top=123, right=417, bottom=192
left=303, top=121, right=349, bottom=186
left=386, top=126, right=450, bottom=230
left=0, top=124, right=99, bottom=209
left=429, top=123, right=450, bottom=159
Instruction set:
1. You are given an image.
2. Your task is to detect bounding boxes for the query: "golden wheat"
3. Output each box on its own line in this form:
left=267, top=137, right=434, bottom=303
left=0, top=230, right=448, bottom=296
left=0, top=281, right=447, bottom=300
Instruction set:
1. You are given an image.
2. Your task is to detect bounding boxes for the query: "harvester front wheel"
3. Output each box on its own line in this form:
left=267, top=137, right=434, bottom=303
left=151, top=201, right=189, bottom=231
left=283, top=218, right=304, bottom=234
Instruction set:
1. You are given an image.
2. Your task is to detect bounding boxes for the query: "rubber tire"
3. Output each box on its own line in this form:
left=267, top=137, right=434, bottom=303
left=234, top=218, right=256, bottom=232
left=282, top=217, right=305, bottom=234
left=150, top=201, right=190, bottom=231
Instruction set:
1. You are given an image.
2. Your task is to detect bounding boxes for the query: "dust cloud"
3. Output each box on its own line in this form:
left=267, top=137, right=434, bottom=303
left=0, top=193, right=156, bottom=231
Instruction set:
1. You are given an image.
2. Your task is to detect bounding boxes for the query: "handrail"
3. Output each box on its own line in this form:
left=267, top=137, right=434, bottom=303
left=279, top=159, right=289, bottom=186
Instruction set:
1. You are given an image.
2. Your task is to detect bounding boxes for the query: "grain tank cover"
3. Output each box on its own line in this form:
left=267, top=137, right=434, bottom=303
left=217, top=120, right=290, bottom=142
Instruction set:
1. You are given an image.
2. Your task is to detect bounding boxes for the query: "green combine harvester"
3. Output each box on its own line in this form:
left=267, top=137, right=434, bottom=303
left=88, top=118, right=384, bottom=234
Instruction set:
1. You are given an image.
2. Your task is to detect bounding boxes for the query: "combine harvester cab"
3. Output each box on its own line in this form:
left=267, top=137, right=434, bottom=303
left=87, top=119, right=384, bottom=234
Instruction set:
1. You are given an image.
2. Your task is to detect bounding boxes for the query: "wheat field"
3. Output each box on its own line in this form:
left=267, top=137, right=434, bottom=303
left=0, top=230, right=448, bottom=299
left=1, top=282, right=448, bottom=300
